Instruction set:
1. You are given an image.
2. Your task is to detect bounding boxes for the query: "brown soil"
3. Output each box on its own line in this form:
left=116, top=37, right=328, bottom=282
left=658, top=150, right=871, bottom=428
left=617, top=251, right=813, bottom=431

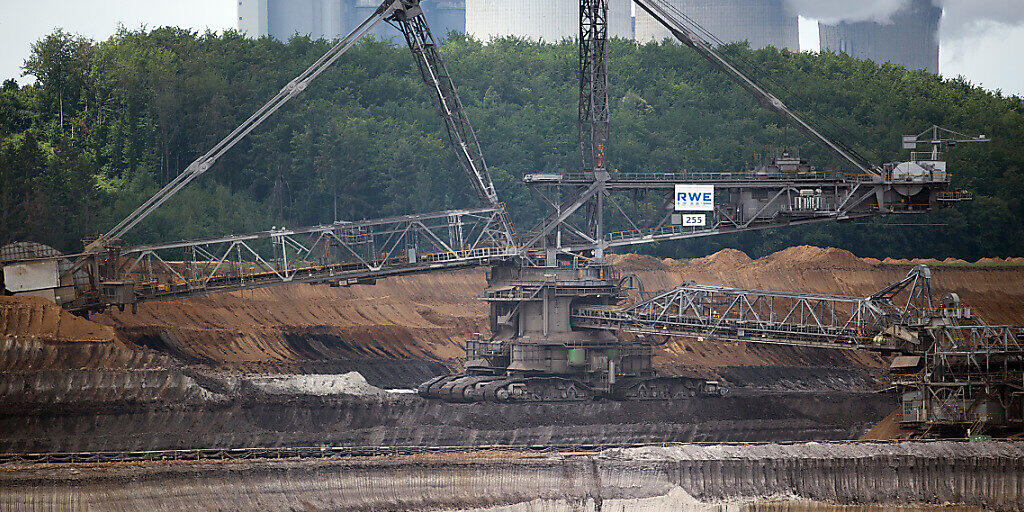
left=0, top=296, right=174, bottom=371
left=611, top=246, right=1024, bottom=324
left=859, top=408, right=911, bottom=441
left=95, top=269, right=487, bottom=368
left=3, top=247, right=1022, bottom=377
left=0, top=295, right=116, bottom=343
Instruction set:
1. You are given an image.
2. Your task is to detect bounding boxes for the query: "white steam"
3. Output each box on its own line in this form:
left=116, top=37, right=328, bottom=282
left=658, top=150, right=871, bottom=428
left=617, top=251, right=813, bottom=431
left=786, top=0, right=1024, bottom=37
left=784, top=0, right=911, bottom=24
left=937, top=0, right=1024, bottom=40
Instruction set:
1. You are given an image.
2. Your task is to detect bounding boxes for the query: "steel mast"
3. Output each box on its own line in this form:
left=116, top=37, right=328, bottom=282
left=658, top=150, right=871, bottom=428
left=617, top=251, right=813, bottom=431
left=579, top=0, right=610, bottom=174
left=574, top=0, right=612, bottom=260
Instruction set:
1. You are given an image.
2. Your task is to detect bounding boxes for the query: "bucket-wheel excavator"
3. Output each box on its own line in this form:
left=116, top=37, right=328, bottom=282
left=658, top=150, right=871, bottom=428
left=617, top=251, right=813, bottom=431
left=3, top=0, right=1007, bottom=430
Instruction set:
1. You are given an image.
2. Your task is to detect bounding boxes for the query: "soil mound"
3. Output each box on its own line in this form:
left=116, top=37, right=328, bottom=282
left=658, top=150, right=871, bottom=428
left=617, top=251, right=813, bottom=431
left=687, top=248, right=753, bottom=270
left=759, top=246, right=870, bottom=270
left=977, top=257, right=1006, bottom=265
left=96, top=270, right=486, bottom=368
left=608, top=253, right=669, bottom=271
left=882, top=257, right=910, bottom=265
left=0, top=295, right=116, bottom=343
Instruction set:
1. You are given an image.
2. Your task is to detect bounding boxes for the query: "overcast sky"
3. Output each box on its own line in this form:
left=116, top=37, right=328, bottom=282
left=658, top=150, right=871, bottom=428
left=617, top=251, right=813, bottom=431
left=1, top=0, right=1022, bottom=97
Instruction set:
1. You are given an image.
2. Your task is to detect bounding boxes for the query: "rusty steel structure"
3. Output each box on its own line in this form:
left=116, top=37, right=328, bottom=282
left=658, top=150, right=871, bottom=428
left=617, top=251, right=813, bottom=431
left=1, top=0, right=1010, bottom=434
left=571, top=265, right=936, bottom=352
left=570, top=267, right=1024, bottom=433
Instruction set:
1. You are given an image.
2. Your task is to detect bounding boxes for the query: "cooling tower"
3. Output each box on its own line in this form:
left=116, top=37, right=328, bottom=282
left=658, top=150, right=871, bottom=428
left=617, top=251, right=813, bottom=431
left=466, top=0, right=634, bottom=42
left=238, top=0, right=465, bottom=41
left=819, top=0, right=940, bottom=73
left=635, top=0, right=799, bottom=50
left=238, top=0, right=270, bottom=37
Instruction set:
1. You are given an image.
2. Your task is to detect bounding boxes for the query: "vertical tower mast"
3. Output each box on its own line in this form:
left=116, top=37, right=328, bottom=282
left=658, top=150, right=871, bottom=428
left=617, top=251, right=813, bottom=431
left=577, top=0, right=611, bottom=259
left=579, top=0, right=610, bottom=173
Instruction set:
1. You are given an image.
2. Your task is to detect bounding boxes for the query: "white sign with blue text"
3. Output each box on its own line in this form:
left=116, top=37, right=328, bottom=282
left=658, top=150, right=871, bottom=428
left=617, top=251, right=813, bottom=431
left=674, top=184, right=715, bottom=211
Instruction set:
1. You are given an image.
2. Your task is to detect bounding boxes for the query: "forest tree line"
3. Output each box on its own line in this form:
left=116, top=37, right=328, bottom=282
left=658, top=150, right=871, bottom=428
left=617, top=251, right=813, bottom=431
left=1, top=28, right=1022, bottom=259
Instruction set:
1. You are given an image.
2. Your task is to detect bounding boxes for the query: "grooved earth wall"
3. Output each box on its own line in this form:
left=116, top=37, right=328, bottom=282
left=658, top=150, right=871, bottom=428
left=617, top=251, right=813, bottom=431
left=1, top=442, right=1020, bottom=512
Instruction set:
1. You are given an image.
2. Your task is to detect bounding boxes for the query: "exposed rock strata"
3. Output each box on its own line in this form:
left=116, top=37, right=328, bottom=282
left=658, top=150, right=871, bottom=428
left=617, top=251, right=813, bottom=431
left=1, top=442, right=1018, bottom=512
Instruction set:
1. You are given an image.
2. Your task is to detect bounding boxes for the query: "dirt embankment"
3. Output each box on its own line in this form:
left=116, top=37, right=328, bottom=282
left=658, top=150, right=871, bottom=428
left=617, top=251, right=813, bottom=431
left=94, top=270, right=488, bottom=372
left=0, top=296, right=173, bottom=372
left=3, top=246, right=1023, bottom=379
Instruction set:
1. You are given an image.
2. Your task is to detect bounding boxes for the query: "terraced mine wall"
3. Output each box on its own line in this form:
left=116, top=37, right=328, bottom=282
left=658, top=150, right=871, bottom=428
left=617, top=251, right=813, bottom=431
left=2, top=442, right=1019, bottom=512
left=0, top=383, right=891, bottom=452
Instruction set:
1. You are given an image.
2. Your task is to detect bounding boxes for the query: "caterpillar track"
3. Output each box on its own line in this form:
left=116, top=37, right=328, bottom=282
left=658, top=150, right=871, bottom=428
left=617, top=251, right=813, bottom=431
left=417, top=373, right=724, bottom=403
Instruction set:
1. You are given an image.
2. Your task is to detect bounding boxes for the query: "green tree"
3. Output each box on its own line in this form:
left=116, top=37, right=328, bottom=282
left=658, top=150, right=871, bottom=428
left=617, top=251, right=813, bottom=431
left=23, top=29, right=95, bottom=135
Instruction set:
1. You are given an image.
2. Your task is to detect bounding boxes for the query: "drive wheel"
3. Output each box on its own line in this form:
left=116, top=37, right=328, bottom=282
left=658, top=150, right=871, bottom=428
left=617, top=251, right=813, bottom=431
left=671, top=383, right=696, bottom=399
left=495, top=386, right=511, bottom=402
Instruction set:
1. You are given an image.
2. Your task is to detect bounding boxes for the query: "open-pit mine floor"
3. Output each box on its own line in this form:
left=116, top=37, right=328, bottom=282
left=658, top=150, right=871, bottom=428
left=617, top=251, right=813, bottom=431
left=2, top=442, right=1019, bottom=512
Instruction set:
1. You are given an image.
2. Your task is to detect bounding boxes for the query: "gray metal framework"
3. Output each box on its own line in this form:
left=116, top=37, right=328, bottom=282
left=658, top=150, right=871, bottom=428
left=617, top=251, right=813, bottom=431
left=77, top=206, right=514, bottom=307
left=519, top=168, right=968, bottom=259
left=900, top=309, right=1024, bottom=429
left=390, top=6, right=510, bottom=234
left=571, top=265, right=934, bottom=352
left=524, top=0, right=976, bottom=264
left=567, top=265, right=1023, bottom=431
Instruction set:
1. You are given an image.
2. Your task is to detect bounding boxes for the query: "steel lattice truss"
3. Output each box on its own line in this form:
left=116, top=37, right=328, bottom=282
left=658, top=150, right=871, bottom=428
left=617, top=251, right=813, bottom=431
left=579, top=0, right=610, bottom=172
left=108, top=206, right=514, bottom=303
left=571, top=266, right=934, bottom=351
left=519, top=169, right=969, bottom=262
left=908, top=318, right=1024, bottom=426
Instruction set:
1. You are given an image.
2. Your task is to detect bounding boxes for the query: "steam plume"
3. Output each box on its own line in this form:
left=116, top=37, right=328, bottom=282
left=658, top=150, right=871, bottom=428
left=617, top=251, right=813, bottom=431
left=937, top=0, right=1024, bottom=39
left=786, top=0, right=1024, bottom=37
left=784, top=0, right=912, bottom=24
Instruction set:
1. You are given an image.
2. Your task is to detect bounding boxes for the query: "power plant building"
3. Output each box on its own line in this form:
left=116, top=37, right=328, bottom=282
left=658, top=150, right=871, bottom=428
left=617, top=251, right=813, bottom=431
left=237, top=0, right=465, bottom=41
left=634, top=0, right=799, bottom=50
left=465, top=0, right=633, bottom=42
left=819, top=0, right=941, bottom=73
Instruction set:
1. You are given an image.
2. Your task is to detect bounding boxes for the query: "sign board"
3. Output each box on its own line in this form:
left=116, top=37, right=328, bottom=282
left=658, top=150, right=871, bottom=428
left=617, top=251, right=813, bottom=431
left=681, top=214, right=706, bottom=227
left=674, top=184, right=714, bottom=211
left=3, top=259, right=59, bottom=293
left=902, top=135, right=917, bottom=150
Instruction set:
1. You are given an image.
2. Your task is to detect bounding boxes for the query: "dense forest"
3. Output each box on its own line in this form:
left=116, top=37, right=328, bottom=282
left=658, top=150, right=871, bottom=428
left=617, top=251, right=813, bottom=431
left=1, top=28, right=1022, bottom=259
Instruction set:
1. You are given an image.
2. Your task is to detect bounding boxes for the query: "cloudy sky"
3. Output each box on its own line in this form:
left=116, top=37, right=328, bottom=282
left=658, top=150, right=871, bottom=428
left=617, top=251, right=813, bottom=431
left=0, top=0, right=1022, bottom=97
